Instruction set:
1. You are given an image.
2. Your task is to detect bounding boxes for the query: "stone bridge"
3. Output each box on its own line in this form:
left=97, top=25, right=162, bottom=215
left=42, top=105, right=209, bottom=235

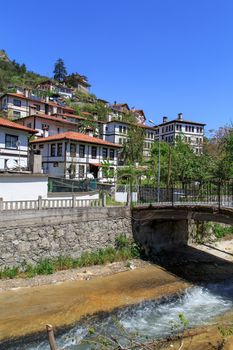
left=132, top=204, right=233, bottom=254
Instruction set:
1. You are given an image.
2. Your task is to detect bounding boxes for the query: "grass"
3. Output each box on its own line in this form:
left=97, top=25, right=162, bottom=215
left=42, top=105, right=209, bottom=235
left=213, top=224, right=233, bottom=239
left=0, top=234, right=140, bottom=280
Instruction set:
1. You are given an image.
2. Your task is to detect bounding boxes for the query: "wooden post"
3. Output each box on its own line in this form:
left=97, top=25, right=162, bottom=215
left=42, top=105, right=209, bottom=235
left=46, top=324, right=58, bottom=350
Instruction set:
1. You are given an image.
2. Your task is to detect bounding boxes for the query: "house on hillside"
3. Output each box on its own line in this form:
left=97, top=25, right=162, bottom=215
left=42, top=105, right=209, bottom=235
left=156, top=113, right=205, bottom=154
left=0, top=117, right=36, bottom=170
left=36, top=80, right=73, bottom=99
left=103, top=120, right=157, bottom=160
left=30, top=131, right=121, bottom=180
left=16, top=114, right=81, bottom=137
left=64, top=73, right=91, bottom=94
left=0, top=90, right=74, bottom=119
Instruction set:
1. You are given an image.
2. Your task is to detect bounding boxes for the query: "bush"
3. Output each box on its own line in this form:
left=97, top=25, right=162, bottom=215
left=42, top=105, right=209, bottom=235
left=0, top=236, right=141, bottom=280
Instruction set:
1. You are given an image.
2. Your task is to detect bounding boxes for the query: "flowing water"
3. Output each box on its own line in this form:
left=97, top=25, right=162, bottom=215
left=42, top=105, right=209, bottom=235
left=8, top=279, right=233, bottom=350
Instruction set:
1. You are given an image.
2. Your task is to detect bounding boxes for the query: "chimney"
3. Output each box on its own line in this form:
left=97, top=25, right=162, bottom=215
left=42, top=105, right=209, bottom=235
left=163, top=116, right=168, bottom=123
left=178, top=113, right=183, bottom=120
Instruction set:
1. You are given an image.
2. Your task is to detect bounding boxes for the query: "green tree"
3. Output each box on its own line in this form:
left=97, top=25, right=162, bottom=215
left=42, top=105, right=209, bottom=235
left=53, top=58, right=67, bottom=82
left=121, top=126, right=145, bottom=165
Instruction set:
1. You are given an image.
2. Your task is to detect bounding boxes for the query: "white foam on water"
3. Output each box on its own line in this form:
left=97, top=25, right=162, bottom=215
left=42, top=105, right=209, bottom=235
left=7, top=280, right=233, bottom=350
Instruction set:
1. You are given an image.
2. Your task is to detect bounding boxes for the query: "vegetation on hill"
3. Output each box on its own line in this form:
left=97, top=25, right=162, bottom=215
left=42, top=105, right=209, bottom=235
left=0, top=50, right=48, bottom=93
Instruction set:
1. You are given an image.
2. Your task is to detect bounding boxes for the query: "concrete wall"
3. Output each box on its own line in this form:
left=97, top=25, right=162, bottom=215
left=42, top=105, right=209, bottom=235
left=132, top=218, right=189, bottom=254
left=0, top=174, right=48, bottom=200
left=0, top=207, right=132, bottom=268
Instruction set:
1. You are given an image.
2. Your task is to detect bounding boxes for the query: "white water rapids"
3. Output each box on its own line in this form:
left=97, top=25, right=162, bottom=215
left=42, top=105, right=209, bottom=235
left=6, top=280, right=233, bottom=350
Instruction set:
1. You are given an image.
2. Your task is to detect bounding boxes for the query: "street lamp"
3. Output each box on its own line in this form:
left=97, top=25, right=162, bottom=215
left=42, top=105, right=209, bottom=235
left=149, top=120, right=160, bottom=202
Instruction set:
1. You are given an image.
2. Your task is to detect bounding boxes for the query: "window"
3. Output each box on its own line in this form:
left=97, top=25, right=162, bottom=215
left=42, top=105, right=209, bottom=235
left=79, top=165, right=85, bottom=178
left=110, top=149, right=114, bottom=160
left=91, top=146, right=97, bottom=158
left=13, top=111, right=21, bottom=118
left=200, top=127, right=203, bottom=133
left=34, top=104, right=40, bottom=111
left=57, top=128, right=60, bottom=134
left=70, top=143, right=76, bottom=157
left=5, top=134, right=18, bottom=149
left=57, top=143, right=63, bottom=156
left=50, top=144, right=56, bottom=157
left=102, top=147, right=108, bottom=158
left=53, top=162, right=58, bottom=167
left=27, top=122, right=32, bottom=128
left=119, top=138, right=122, bottom=144
left=119, top=125, right=122, bottom=133
left=13, top=99, right=21, bottom=107
left=42, top=123, right=49, bottom=130
left=197, top=127, right=199, bottom=133
left=123, top=126, right=126, bottom=134
left=185, top=126, right=188, bottom=132
left=192, top=126, right=194, bottom=132
left=79, top=145, right=85, bottom=158
left=39, top=144, right=44, bottom=149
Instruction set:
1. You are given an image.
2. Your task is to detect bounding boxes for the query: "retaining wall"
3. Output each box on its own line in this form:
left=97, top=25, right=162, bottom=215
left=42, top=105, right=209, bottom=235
left=0, top=207, right=132, bottom=268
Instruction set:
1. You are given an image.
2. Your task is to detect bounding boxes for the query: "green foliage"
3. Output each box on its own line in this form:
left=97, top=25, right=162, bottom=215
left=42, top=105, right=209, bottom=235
left=213, top=224, right=233, bottom=239
left=53, top=58, right=67, bottom=82
left=0, top=266, right=19, bottom=279
left=0, top=56, right=48, bottom=93
left=121, top=126, right=145, bottom=165
left=0, top=237, right=140, bottom=280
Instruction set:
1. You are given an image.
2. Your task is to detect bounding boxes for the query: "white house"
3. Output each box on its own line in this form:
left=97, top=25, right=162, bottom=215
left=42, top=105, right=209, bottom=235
left=16, top=114, right=80, bottom=137
left=30, top=131, right=121, bottom=180
left=156, top=113, right=205, bottom=154
left=103, top=120, right=157, bottom=159
left=36, top=80, right=73, bottom=99
left=0, top=91, right=75, bottom=119
left=0, top=117, right=36, bottom=170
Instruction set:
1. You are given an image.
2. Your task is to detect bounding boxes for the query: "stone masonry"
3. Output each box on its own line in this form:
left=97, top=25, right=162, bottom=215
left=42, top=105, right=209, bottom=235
left=0, top=207, right=132, bottom=268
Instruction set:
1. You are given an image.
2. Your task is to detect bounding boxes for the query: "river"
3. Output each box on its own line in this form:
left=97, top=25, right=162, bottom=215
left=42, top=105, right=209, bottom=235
left=1, top=261, right=233, bottom=350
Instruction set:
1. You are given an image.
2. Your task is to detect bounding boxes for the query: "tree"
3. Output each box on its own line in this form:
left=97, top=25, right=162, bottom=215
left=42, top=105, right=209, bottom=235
left=121, top=126, right=145, bottom=165
left=53, top=58, right=67, bottom=82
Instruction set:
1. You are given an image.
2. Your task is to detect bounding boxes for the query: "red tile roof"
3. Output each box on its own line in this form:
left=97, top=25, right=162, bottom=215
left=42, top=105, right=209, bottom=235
left=0, top=93, right=74, bottom=111
left=31, top=131, right=122, bottom=147
left=0, top=117, right=36, bottom=133
left=17, top=114, right=79, bottom=126
left=53, top=113, right=86, bottom=120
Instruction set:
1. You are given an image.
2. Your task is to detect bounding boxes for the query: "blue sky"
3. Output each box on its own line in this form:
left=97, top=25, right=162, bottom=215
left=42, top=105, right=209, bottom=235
left=1, top=0, right=233, bottom=131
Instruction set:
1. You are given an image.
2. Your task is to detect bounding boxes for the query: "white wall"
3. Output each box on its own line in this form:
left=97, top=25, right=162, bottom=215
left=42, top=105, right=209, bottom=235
left=0, top=175, right=48, bottom=200
left=0, top=127, right=30, bottom=170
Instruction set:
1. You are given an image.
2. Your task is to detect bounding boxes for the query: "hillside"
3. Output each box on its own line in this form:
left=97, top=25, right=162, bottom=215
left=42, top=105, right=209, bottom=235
left=0, top=50, right=48, bottom=94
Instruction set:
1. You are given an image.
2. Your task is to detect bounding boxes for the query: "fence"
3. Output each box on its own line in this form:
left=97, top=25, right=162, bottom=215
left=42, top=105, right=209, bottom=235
left=0, top=195, right=100, bottom=211
left=135, top=180, right=233, bottom=208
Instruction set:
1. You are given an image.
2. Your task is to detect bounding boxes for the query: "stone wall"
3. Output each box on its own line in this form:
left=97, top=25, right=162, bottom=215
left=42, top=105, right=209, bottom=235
left=0, top=207, right=132, bottom=268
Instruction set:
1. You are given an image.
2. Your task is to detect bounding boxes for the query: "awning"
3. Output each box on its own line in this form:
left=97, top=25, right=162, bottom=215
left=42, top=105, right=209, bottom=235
left=89, top=163, right=101, bottom=167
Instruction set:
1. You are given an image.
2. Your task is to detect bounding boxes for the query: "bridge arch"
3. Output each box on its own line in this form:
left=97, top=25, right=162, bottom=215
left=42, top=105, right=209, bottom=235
left=132, top=205, right=233, bottom=254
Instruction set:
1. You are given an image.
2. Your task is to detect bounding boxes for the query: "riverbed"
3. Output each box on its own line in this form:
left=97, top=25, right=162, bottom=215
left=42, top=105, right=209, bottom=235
left=1, top=239, right=233, bottom=349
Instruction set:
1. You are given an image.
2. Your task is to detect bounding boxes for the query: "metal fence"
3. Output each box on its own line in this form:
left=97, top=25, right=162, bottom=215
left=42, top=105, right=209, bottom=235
left=48, top=177, right=97, bottom=193
left=136, top=180, right=233, bottom=208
